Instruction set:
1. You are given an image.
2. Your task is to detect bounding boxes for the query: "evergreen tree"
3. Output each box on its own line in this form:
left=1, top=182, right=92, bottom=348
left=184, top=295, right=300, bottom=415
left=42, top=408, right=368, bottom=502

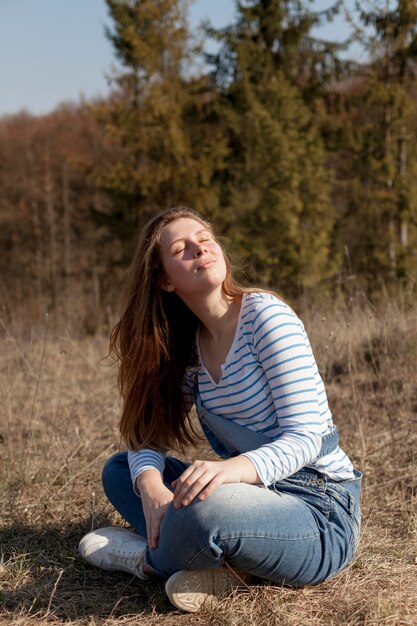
left=207, top=0, right=339, bottom=294
left=333, top=0, right=417, bottom=291
left=88, top=0, right=226, bottom=260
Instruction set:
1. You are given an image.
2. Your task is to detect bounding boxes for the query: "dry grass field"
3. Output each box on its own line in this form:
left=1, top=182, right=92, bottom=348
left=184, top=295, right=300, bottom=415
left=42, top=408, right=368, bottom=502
left=1, top=295, right=417, bottom=625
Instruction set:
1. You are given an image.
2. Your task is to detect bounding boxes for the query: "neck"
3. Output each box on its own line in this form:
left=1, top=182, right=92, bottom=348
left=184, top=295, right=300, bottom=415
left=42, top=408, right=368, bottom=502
left=180, top=287, right=241, bottom=342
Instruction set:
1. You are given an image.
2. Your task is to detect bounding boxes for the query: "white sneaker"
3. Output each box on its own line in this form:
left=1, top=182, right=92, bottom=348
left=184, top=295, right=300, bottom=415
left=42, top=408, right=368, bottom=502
left=165, top=567, right=250, bottom=613
left=78, top=526, right=149, bottom=580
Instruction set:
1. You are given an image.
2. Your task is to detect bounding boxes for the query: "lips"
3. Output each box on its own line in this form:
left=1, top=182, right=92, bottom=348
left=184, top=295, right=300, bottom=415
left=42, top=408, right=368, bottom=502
left=197, top=259, right=216, bottom=271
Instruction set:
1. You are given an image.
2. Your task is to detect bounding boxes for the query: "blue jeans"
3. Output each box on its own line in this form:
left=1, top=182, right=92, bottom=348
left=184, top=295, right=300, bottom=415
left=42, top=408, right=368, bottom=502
left=102, top=452, right=362, bottom=586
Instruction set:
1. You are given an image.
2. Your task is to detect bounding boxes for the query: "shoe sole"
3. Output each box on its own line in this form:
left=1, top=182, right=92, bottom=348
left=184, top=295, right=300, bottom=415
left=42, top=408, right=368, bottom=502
left=165, top=567, right=246, bottom=613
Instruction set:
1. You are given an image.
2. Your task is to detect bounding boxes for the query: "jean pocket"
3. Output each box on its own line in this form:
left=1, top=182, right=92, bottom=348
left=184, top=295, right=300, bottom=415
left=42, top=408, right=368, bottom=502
left=327, top=481, right=361, bottom=529
left=271, top=480, right=332, bottom=520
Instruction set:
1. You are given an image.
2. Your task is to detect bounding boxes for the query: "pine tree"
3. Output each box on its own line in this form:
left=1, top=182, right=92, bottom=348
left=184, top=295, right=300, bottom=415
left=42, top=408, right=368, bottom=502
left=88, top=0, right=227, bottom=259
left=206, top=0, right=339, bottom=294
left=334, top=0, right=417, bottom=291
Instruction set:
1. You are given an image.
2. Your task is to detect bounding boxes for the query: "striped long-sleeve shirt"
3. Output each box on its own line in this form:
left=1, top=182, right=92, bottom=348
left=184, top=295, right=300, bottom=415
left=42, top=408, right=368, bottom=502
left=128, top=292, right=354, bottom=488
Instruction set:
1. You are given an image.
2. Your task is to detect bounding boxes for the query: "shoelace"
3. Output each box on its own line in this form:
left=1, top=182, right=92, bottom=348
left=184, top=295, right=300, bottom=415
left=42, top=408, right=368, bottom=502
left=109, top=548, right=150, bottom=580
left=110, top=549, right=142, bottom=572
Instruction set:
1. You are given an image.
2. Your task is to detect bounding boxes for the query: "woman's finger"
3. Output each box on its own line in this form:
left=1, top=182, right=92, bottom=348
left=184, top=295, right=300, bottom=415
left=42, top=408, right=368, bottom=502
left=149, top=507, right=167, bottom=549
left=173, top=463, right=200, bottom=490
left=172, top=465, right=200, bottom=497
left=149, top=518, right=159, bottom=549
left=174, top=466, right=205, bottom=496
left=173, top=470, right=215, bottom=507
left=197, top=473, right=224, bottom=501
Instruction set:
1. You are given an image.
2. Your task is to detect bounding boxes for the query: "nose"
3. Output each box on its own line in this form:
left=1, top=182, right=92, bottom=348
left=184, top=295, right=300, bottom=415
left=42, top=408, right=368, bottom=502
left=193, top=242, right=205, bottom=257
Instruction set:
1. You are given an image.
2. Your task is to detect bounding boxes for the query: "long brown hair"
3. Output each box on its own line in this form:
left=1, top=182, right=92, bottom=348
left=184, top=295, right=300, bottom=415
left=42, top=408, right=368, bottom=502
left=111, top=206, right=255, bottom=452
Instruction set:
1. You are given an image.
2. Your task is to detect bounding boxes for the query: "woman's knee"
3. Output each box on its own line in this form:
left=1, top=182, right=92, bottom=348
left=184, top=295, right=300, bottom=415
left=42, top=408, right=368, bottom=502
left=102, top=451, right=129, bottom=494
left=162, top=484, right=245, bottom=539
left=150, top=490, right=233, bottom=575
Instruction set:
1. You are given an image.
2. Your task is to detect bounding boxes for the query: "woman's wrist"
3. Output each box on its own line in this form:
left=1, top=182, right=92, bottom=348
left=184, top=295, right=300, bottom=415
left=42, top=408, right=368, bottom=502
left=224, top=455, right=261, bottom=484
left=135, top=468, right=165, bottom=495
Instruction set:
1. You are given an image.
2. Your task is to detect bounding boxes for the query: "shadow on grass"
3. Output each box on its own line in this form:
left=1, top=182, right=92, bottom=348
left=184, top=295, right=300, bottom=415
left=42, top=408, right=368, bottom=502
left=0, top=519, right=173, bottom=621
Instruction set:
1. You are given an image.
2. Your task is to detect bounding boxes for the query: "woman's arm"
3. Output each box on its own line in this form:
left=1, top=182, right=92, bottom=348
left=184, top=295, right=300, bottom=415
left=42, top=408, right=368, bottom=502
left=127, top=376, right=197, bottom=538
left=135, top=469, right=174, bottom=548
left=128, top=449, right=171, bottom=547
left=241, top=298, right=324, bottom=486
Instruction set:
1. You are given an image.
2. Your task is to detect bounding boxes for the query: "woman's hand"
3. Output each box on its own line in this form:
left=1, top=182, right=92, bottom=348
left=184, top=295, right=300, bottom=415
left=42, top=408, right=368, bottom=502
left=172, top=456, right=259, bottom=508
left=135, top=470, right=174, bottom=549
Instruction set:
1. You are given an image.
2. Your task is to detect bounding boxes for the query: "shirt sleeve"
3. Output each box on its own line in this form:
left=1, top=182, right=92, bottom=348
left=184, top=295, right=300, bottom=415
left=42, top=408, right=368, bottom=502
left=242, top=298, right=323, bottom=486
left=127, top=449, right=166, bottom=495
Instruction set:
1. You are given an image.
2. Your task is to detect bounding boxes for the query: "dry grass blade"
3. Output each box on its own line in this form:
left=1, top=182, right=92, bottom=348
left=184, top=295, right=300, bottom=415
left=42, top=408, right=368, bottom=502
left=45, top=568, right=64, bottom=616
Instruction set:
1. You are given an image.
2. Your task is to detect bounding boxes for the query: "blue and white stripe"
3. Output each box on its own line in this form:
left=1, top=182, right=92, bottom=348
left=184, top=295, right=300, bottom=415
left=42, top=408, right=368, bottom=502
left=127, top=448, right=166, bottom=494
left=128, top=292, right=354, bottom=488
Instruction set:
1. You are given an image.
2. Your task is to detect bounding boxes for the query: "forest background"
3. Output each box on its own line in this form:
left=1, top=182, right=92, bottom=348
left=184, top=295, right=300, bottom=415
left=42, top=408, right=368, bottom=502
left=1, top=1, right=417, bottom=625
left=2, top=0, right=417, bottom=329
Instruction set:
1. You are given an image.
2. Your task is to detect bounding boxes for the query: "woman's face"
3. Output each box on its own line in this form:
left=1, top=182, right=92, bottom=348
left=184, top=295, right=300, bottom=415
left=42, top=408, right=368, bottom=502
left=159, top=217, right=227, bottom=299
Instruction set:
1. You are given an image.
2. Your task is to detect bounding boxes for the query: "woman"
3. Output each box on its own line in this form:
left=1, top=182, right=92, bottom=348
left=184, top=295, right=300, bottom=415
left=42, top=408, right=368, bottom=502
left=79, top=206, right=362, bottom=613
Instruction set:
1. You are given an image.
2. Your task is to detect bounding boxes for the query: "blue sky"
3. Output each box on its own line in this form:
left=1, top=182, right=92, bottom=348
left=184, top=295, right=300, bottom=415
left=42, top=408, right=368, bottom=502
left=0, top=0, right=357, bottom=117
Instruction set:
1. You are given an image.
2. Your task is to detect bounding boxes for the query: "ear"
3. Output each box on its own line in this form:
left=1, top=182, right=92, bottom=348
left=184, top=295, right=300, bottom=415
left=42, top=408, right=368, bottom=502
left=160, top=275, right=175, bottom=292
